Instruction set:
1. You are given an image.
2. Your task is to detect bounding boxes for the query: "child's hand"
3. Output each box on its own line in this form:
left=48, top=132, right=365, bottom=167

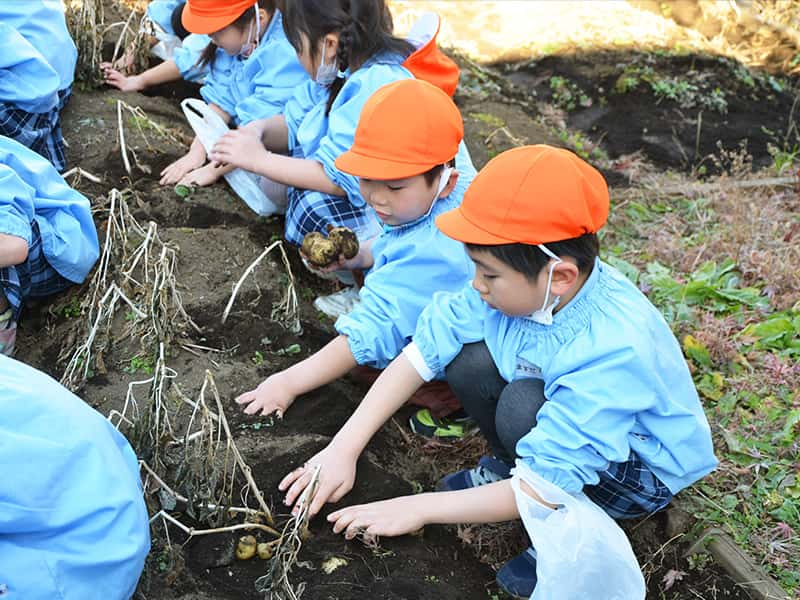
left=160, top=151, right=207, bottom=186
left=178, top=163, right=224, bottom=188
left=101, top=64, right=144, bottom=92
left=209, top=129, right=269, bottom=174
left=327, top=496, right=426, bottom=539
left=235, top=372, right=297, bottom=417
left=279, top=443, right=358, bottom=518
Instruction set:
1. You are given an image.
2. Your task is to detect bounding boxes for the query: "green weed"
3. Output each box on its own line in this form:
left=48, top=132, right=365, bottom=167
left=124, top=354, right=155, bottom=375
left=548, top=76, right=592, bottom=111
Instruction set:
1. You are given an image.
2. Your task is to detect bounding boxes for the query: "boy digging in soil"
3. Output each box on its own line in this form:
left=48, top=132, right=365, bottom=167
left=280, top=145, right=718, bottom=598
left=0, top=135, right=99, bottom=356
left=236, top=79, right=476, bottom=437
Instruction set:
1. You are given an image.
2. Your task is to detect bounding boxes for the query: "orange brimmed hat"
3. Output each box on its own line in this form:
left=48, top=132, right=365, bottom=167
left=182, top=0, right=256, bottom=35
left=335, top=79, right=463, bottom=180
left=436, top=145, right=609, bottom=245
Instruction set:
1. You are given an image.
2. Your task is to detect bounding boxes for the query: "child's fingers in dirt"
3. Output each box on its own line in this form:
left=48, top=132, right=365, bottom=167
left=307, top=481, right=346, bottom=517
left=235, top=390, right=256, bottom=405
left=278, top=464, right=307, bottom=494
left=280, top=467, right=314, bottom=509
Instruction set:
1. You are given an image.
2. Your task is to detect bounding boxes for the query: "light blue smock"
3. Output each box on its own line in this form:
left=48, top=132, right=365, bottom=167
left=0, top=355, right=150, bottom=600
left=0, top=135, right=99, bottom=283
left=284, top=52, right=413, bottom=203
left=335, top=144, right=477, bottom=368
left=146, top=0, right=216, bottom=83
left=0, top=1, right=76, bottom=93
left=200, top=10, right=308, bottom=126
left=0, top=23, right=61, bottom=113
left=146, top=0, right=184, bottom=35
left=408, top=259, right=718, bottom=495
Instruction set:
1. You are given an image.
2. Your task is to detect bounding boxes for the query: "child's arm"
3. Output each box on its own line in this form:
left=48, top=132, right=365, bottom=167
left=101, top=60, right=181, bottom=93
left=209, top=130, right=345, bottom=196
left=0, top=233, right=29, bottom=268
left=236, top=335, right=357, bottom=417
left=278, top=352, right=424, bottom=517
left=327, top=479, right=557, bottom=539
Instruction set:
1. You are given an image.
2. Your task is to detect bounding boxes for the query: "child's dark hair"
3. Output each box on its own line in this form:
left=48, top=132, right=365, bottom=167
left=196, top=0, right=275, bottom=69
left=170, top=3, right=191, bottom=40
left=282, top=0, right=414, bottom=116
left=467, top=234, right=600, bottom=279
left=422, top=158, right=456, bottom=187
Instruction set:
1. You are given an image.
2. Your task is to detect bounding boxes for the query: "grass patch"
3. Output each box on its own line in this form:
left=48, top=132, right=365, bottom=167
left=605, top=161, right=800, bottom=592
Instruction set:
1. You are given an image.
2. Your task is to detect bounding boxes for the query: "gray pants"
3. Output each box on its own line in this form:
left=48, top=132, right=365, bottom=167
left=446, top=342, right=546, bottom=466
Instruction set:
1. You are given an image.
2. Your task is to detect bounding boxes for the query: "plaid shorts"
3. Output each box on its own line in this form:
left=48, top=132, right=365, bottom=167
left=584, top=452, right=673, bottom=519
left=282, top=146, right=381, bottom=247
left=0, top=221, right=72, bottom=320
left=0, top=87, right=72, bottom=172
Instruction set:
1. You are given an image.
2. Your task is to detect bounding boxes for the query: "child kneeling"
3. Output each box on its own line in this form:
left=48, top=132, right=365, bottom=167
left=236, top=79, right=475, bottom=436
left=0, top=136, right=100, bottom=356
left=280, top=145, right=718, bottom=598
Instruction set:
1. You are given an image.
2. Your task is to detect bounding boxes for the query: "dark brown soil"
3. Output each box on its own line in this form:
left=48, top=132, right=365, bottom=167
left=499, top=50, right=800, bottom=172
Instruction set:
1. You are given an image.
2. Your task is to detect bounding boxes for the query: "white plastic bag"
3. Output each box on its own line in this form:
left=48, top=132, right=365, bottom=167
left=511, top=460, right=646, bottom=600
left=180, top=98, right=280, bottom=216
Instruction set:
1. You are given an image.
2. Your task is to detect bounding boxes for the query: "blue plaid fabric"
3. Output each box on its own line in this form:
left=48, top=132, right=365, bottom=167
left=282, top=145, right=381, bottom=247
left=584, top=452, right=673, bottom=519
left=0, top=87, right=71, bottom=173
left=284, top=186, right=381, bottom=247
left=0, top=221, right=72, bottom=320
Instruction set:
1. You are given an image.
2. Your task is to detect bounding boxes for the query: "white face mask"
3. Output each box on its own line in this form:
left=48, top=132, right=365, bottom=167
left=526, top=244, right=562, bottom=326
left=315, top=44, right=340, bottom=86
left=239, top=5, right=260, bottom=58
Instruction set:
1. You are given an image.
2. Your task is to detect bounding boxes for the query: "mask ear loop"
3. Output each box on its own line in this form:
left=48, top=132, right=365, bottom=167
left=536, top=243, right=563, bottom=315
left=418, top=165, right=454, bottom=220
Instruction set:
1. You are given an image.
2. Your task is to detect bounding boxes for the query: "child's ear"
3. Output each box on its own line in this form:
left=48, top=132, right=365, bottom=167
left=550, top=261, right=580, bottom=296
left=438, top=170, right=459, bottom=198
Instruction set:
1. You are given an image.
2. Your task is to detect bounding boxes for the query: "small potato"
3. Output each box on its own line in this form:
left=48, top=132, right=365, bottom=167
left=327, top=226, right=359, bottom=260
left=257, top=542, right=273, bottom=560
left=301, top=231, right=325, bottom=258
left=306, top=238, right=339, bottom=267
left=236, top=535, right=257, bottom=560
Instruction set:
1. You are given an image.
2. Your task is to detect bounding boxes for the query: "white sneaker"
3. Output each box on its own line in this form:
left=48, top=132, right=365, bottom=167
left=313, top=287, right=361, bottom=319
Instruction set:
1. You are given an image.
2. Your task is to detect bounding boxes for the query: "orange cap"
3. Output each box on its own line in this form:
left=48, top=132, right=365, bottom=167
left=182, top=0, right=256, bottom=35
left=436, top=145, right=609, bottom=245
left=335, top=79, right=463, bottom=180
left=402, top=16, right=460, bottom=97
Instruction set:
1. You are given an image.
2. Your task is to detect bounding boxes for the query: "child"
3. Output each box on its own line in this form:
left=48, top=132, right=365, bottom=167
left=279, top=145, right=718, bottom=598
left=0, top=135, right=100, bottom=356
left=1, top=354, right=150, bottom=598
left=236, top=79, right=476, bottom=431
left=159, top=0, right=309, bottom=187
left=208, top=0, right=458, bottom=248
left=101, top=1, right=223, bottom=92
left=0, top=1, right=77, bottom=172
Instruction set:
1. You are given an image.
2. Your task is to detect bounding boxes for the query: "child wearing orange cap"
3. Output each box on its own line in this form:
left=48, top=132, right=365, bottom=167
left=160, top=0, right=308, bottom=187
left=279, top=145, right=718, bottom=598
left=208, top=0, right=459, bottom=248
left=235, top=78, right=476, bottom=434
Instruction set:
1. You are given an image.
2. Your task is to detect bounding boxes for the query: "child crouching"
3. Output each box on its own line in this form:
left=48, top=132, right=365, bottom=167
left=281, top=145, right=718, bottom=599
left=235, top=79, right=476, bottom=459
left=0, top=136, right=99, bottom=356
